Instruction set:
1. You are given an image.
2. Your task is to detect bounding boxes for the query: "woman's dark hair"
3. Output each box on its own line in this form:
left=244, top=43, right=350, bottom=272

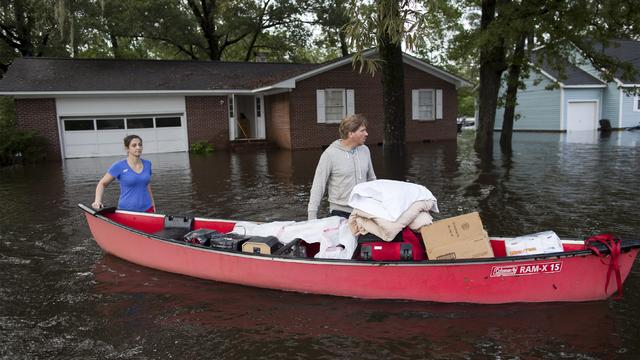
left=124, top=134, right=142, bottom=147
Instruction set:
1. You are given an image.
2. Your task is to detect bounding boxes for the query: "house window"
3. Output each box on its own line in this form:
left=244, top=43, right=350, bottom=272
left=325, top=89, right=345, bottom=123
left=64, top=119, right=94, bottom=131
left=412, top=89, right=443, bottom=121
left=228, top=95, right=235, bottom=118
left=96, top=118, right=125, bottom=130
left=418, top=90, right=434, bottom=120
left=316, top=89, right=354, bottom=123
left=256, top=97, right=262, bottom=117
left=127, top=118, right=154, bottom=129
left=634, top=96, right=640, bottom=112
left=156, top=116, right=181, bottom=128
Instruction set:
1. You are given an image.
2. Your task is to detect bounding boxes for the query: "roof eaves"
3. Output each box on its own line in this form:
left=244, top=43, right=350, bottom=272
left=401, top=52, right=472, bottom=88
left=563, top=84, right=607, bottom=88
left=0, top=89, right=255, bottom=97
left=533, top=65, right=563, bottom=86
left=260, top=53, right=368, bottom=89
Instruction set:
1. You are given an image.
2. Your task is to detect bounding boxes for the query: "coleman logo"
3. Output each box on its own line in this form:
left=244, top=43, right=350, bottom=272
left=490, top=261, right=563, bottom=277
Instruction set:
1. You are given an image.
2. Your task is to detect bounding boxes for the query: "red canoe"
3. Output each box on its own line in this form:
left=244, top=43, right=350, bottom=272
left=79, top=204, right=640, bottom=304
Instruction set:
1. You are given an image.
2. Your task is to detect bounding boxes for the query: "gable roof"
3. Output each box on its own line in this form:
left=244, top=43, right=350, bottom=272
left=532, top=39, right=640, bottom=87
left=531, top=52, right=606, bottom=87
left=0, top=51, right=470, bottom=96
left=588, top=39, right=640, bottom=85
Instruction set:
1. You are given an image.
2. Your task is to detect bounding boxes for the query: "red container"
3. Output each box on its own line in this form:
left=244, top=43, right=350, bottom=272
left=359, top=228, right=426, bottom=261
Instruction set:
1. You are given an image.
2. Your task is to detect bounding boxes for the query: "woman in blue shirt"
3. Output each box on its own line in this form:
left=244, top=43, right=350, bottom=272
left=92, top=135, right=155, bottom=212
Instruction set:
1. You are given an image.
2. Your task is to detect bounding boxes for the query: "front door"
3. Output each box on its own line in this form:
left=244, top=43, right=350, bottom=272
left=229, top=95, right=266, bottom=140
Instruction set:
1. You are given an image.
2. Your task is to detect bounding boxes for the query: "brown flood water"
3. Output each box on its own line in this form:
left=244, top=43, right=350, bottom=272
left=1, top=131, right=639, bottom=359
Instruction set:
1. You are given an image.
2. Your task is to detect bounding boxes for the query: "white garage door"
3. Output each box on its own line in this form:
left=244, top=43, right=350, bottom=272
left=567, top=101, right=597, bottom=131
left=61, top=114, right=187, bottom=158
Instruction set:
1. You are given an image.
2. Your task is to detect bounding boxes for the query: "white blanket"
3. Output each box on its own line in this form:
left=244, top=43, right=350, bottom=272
left=348, top=179, right=439, bottom=222
left=232, top=217, right=357, bottom=260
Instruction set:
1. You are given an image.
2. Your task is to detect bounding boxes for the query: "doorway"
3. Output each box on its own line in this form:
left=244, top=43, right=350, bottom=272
left=229, top=94, right=265, bottom=140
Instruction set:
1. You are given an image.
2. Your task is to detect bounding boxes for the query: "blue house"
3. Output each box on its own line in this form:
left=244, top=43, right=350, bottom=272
left=495, top=39, right=640, bottom=131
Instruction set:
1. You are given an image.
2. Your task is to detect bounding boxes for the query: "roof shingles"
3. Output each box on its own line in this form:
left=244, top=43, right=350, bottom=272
left=0, top=57, right=321, bottom=92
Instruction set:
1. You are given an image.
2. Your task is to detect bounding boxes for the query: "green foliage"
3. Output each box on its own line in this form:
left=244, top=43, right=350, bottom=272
left=0, top=127, right=48, bottom=166
left=457, top=87, right=475, bottom=117
left=189, top=140, right=214, bottom=154
left=0, top=98, right=47, bottom=166
left=0, top=96, right=16, bottom=128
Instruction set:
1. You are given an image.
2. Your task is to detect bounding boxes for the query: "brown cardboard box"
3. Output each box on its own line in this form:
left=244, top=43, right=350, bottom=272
left=420, top=212, right=494, bottom=260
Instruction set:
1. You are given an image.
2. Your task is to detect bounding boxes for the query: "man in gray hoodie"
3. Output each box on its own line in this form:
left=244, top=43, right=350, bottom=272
left=308, top=114, right=376, bottom=220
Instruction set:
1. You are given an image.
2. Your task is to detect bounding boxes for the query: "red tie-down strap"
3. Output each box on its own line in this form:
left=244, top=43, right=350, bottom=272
left=584, top=234, right=622, bottom=300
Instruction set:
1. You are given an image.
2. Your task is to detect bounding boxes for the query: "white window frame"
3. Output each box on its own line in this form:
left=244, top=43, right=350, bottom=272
left=412, top=89, right=443, bottom=121
left=316, top=88, right=355, bottom=123
left=634, top=96, right=640, bottom=112
left=324, top=89, right=346, bottom=123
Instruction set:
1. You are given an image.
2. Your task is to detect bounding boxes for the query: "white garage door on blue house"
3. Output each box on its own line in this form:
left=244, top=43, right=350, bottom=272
left=566, top=101, right=598, bottom=131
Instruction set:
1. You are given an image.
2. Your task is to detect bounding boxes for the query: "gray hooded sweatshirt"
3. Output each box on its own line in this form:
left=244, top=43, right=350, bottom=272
left=308, top=139, right=376, bottom=220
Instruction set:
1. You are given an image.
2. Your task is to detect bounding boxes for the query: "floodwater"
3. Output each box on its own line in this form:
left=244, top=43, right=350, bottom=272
left=1, top=130, right=639, bottom=359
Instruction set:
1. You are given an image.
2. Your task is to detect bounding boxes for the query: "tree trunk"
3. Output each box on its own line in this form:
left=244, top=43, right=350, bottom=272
left=379, top=38, right=405, bottom=146
left=109, top=33, right=120, bottom=58
left=475, top=0, right=507, bottom=159
left=188, top=0, right=221, bottom=60
left=378, top=0, right=405, bottom=147
left=244, top=31, right=260, bottom=61
left=13, top=0, right=34, bottom=56
left=500, top=33, right=527, bottom=154
left=339, top=30, right=349, bottom=57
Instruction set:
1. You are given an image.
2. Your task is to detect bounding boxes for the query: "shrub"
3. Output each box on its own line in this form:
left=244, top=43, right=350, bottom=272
left=0, top=96, right=16, bottom=128
left=189, top=140, right=214, bottom=154
left=0, top=127, right=49, bottom=166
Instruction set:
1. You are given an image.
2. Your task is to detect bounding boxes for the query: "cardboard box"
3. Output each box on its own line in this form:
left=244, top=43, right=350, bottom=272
left=505, top=231, right=563, bottom=256
left=420, top=212, right=494, bottom=260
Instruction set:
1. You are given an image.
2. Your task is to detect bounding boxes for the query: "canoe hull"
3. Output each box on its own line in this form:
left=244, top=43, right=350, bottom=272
left=84, top=209, right=638, bottom=304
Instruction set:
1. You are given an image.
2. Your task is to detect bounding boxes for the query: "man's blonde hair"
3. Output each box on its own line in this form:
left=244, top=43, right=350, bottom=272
left=339, top=114, right=368, bottom=139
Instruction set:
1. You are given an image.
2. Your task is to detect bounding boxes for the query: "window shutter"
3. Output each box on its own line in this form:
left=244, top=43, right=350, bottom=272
left=412, top=89, right=420, bottom=120
left=436, top=89, right=443, bottom=119
left=316, top=90, right=325, bottom=123
left=346, top=89, right=355, bottom=115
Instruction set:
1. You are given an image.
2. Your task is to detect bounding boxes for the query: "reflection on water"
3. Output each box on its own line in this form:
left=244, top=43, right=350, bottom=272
left=1, top=131, right=639, bottom=358
left=89, top=254, right=619, bottom=359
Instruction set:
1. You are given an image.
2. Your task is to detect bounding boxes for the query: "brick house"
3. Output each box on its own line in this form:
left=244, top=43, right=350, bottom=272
left=0, top=51, right=468, bottom=159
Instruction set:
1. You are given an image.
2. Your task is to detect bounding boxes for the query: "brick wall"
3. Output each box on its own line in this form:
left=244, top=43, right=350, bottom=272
left=288, top=63, right=457, bottom=149
left=15, top=98, right=61, bottom=160
left=185, top=96, right=229, bottom=150
left=404, top=64, right=458, bottom=142
left=265, top=92, right=292, bottom=149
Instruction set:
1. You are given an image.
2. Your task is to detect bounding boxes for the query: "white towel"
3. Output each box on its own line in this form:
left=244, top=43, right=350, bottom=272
left=348, top=179, right=439, bottom=222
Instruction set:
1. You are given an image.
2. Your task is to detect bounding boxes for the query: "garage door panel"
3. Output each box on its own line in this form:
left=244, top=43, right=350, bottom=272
left=96, top=131, right=126, bottom=145
left=156, top=128, right=184, bottom=140
left=66, top=144, right=100, bottom=158
left=159, top=140, right=188, bottom=152
left=97, top=143, right=126, bottom=157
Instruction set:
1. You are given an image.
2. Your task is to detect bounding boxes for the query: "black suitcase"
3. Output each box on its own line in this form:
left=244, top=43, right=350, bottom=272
left=209, top=232, right=250, bottom=251
left=183, top=229, right=219, bottom=246
left=274, top=238, right=309, bottom=258
left=183, top=229, right=249, bottom=250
